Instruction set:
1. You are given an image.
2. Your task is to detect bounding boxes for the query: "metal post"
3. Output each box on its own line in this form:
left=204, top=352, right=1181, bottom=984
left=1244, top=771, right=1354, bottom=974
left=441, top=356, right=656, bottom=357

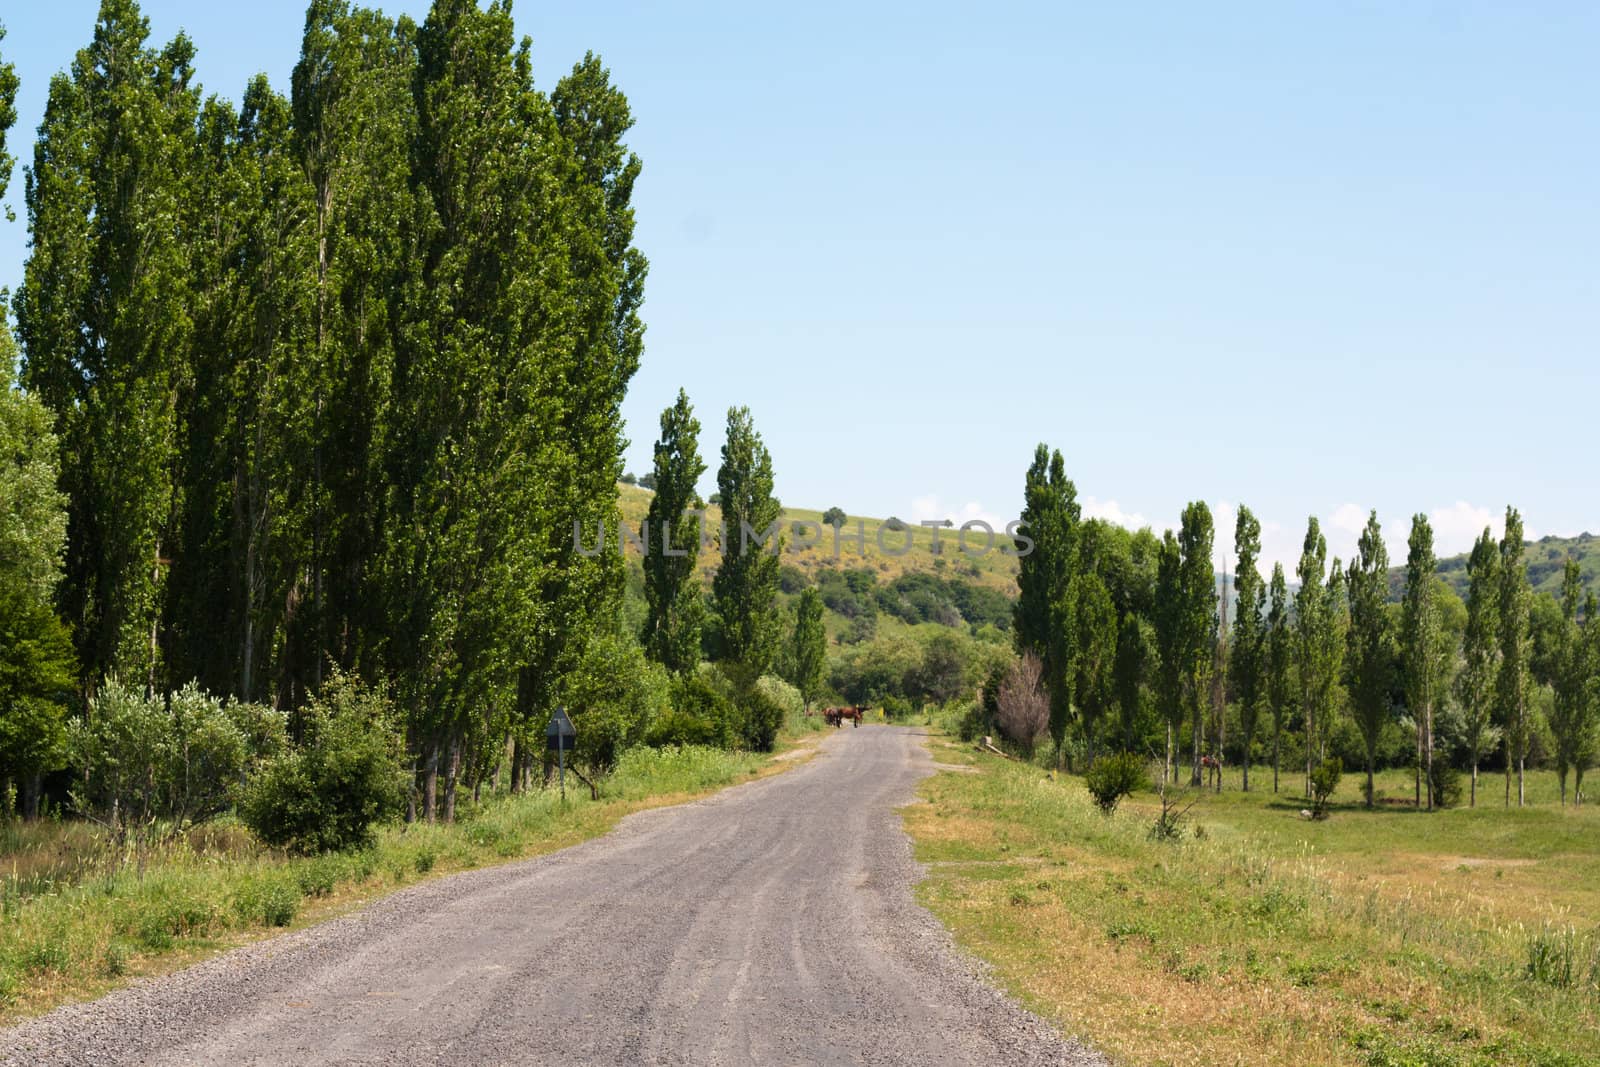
left=558, top=743, right=566, bottom=800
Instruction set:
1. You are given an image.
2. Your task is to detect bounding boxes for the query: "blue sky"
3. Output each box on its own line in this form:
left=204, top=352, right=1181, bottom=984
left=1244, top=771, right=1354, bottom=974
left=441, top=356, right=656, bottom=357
left=3, top=2, right=1596, bottom=576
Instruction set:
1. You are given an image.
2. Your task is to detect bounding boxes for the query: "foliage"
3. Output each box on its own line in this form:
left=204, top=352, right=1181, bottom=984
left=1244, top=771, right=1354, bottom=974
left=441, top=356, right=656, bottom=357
left=1013, top=445, right=1079, bottom=761
left=641, top=390, right=707, bottom=672
left=1084, top=752, right=1147, bottom=814
left=1309, top=756, right=1343, bottom=819
left=1498, top=508, right=1536, bottom=804
left=1229, top=506, right=1265, bottom=790
left=712, top=407, right=782, bottom=692
left=561, top=632, right=671, bottom=776
left=994, top=653, right=1050, bottom=756
left=648, top=669, right=737, bottom=749
left=239, top=673, right=405, bottom=854
left=1346, top=511, right=1395, bottom=807
left=72, top=680, right=281, bottom=833
left=822, top=507, right=847, bottom=528
left=789, top=588, right=826, bottom=711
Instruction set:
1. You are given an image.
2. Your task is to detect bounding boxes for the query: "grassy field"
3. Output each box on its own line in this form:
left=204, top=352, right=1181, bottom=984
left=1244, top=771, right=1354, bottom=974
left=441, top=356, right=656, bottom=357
left=903, top=738, right=1600, bottom=1067
left=0, top=733, right=823, bottom=1025
left=615, top=483, right=1020, bottom=592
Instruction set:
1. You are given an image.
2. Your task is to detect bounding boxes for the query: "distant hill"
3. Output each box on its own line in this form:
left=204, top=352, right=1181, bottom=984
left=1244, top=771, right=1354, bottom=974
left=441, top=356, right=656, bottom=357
left=1429, top=532, right=1600, bottom=603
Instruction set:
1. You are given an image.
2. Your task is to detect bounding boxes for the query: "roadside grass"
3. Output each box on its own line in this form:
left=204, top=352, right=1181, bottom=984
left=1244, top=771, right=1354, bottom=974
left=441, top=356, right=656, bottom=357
left=903, top=739, right=1600, bottom=1067
left=0, top=737, right=818, bottom=1024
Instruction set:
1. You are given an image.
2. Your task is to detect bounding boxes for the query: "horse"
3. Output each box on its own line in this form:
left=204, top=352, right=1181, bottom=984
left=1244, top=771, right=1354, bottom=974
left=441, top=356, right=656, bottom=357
left=1201, top=753, right=1223, bottom=790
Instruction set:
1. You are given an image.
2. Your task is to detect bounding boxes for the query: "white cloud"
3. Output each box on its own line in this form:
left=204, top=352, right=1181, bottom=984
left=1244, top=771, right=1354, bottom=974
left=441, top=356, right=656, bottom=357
left=1427, top=501, right=1498, bottom=558
left=907, top=494, right=1008, bottom=532
left=1081, top=495, right=1149, bottom=531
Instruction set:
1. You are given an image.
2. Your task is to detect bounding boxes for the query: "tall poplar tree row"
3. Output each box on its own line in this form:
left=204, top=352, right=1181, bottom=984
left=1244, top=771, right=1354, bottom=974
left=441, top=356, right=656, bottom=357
left=641, top=390, right=707, bottom=673
left=1548, top=560, right=1596, bottom=805
left=16, top=0, right=647, bottom=819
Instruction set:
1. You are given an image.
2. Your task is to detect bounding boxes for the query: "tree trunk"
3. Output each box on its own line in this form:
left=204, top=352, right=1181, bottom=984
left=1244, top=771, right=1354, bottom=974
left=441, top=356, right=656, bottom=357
left=1517, top=756, right=1525, bottom=808
left=1414, top=718, right=1422, bottom=809
left=1470, top=760, right=1477, bottom=808
left=1190, top=701, right=1202, bottom=787
left=1366, top=758, right=1375, bottom=809
left=1424, top=705, right=1434, bottom=812
left=22, top=773, right=41, bottom=821
left=423, top=743, right=439, bottom=822
left=1164, top=723, right=1173, bottom=786
left=1242, top=744, right=1250, bottom=792
left=443, top=739, right=460, bottom=824
left=1272, top=728, right=1280, bottom=793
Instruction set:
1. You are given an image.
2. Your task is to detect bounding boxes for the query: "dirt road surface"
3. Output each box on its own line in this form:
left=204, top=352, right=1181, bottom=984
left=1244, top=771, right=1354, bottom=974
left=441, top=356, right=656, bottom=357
left=0, top=726, right=1103, bottom=1066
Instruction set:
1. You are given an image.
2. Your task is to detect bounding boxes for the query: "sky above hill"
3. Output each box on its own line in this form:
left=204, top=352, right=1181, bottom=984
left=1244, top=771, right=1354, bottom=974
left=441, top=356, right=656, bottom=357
left=3, top=2, right=1596, bottom=577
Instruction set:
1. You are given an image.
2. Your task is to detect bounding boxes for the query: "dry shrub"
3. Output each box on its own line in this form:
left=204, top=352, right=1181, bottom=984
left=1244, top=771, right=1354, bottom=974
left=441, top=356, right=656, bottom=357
left=995, top=653, right=1050, bottom=757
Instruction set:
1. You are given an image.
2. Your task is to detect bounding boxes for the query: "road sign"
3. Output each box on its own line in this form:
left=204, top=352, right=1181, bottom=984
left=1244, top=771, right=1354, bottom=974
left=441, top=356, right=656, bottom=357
left=546, top=706, right=575, bottom=800
left=546, top=706, right=576, bottom=752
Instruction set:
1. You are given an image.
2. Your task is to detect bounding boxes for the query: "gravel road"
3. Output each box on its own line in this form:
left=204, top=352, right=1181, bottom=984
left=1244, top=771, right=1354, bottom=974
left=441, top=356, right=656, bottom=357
left=0, top=726, right=1104, bottom=1066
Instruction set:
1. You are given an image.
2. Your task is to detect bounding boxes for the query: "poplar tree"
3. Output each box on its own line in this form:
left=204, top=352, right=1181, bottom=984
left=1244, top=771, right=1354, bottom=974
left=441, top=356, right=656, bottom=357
left=16, top=0, right=202, bottom=691
left=791, top=589, right=826, bottom=714
left=1112, top=613, right=1149, bottom=754
left=1071, top=560, right=1117, bottom=765
left=712, top=407, right=782, bottom=697
left=1294, top=518, right=1329, bottom=795
left=1013, top=445, right=1078, bottom=765
left=1497, top=507, right=1533, bottom=807
left=1458, top=528, right=1500, bottom=806
left=1265, top=562, right=1291, bottom=793
left=1177, top=503, right=1216, bottom=786
left=1229, top=506, right=1265, bottom=790
left=1400, top=515, right=1443, bottom=809
left=1152, top=530, right=1184, bottom=782
left=641, top=390, right=706, bottom=673
left=1346, top=511, right=1393, bottom=808
left=1548, top=560, right=1596, bottom=804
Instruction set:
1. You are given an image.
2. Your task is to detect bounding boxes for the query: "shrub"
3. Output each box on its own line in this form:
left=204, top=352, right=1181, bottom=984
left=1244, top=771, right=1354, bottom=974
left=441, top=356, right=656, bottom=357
left=654, top=670, right=737, bottom=749
left=738, top=685, right=785, bottom=752
left=1429, top=760, right=1464, bottom=809
left=71, top=680, right=281, bottom=831
left=561, top=633, right=671, bottom=776
left=995, top=653, right=1050, bottom=756
left=1084, top=752, right=1148, bottom=815
left=1309, top=757, right=1343, bottom=819
left=239, top=673, right=406, bottom=854
left=882, top=695, right=911, bottom=721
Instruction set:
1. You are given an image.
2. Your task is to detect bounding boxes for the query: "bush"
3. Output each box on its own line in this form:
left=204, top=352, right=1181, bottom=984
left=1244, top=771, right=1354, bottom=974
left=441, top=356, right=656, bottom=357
left=561, top=633, right=671, bottom=776
left=72, top=680, right=282, bottom=831
left=1429, top=759, right=1464, bottom=809
left=239, top=673, right=406, bottom=854
left=882, top=695, right=911, bottom=721
left=994, top=653, right=1050, bottom=756
left=1084, top=752, right=1148, bottom=814
left=653, top=670, right=737, bottom=749
left=738, top=685, right=785, bottom=752
left=1309, top=757, right=1343, bottom=819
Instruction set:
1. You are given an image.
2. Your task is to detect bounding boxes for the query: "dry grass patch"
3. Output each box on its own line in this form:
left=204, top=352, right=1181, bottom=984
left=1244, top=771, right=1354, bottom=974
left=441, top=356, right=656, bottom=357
left=902, top=736, right=1600, bottom=1067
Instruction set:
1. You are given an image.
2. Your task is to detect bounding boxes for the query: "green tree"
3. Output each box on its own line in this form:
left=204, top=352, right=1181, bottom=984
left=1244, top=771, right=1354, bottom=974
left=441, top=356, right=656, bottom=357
left=790, top=588, right=827, bottom=713
left=1497, top=507, right=1533, bottom=807
left=1229, top=506, right=1265, bottom=790
left=712, top=407, right=783, bottom=702
left=822, top=507, right=848, bottom=528
left=16, top=0, right=203, bottom=690
left=0, top=19, right=17, bottom=206
left=1400, top=515, right=1445, bottom=810
left=1152, top=530, right=1184, bottom=782
left=1458, top=527, right=1501, bottom=806
left=0, top=317, right=76, bottom=816
left=1346, top=511, right=1394, bottom=808
left=1548, top=560, right=1596, bottom=805
left=1013, top=445, right=1078, bottom=765
left=1294, top=519, right=1344, bottom=795
left=641, top=390, right=707, bottom=672
left=1071, top=566, right=1117, bottom=764
left=1112, top=613, right=1150, bottom=753
left=1265, top=562, right=1291, bottom=793
left=1177, top=502, right=1216, bottom=786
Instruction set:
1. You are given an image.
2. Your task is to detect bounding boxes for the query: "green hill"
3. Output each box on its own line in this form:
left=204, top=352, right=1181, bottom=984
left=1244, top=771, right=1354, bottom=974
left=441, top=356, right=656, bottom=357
left=1389, top=532, right=1600, bottom=604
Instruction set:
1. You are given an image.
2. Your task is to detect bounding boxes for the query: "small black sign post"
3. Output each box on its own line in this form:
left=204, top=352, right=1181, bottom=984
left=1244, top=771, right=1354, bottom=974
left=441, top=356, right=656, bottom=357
left=546, top=705, right=576, bottom=800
